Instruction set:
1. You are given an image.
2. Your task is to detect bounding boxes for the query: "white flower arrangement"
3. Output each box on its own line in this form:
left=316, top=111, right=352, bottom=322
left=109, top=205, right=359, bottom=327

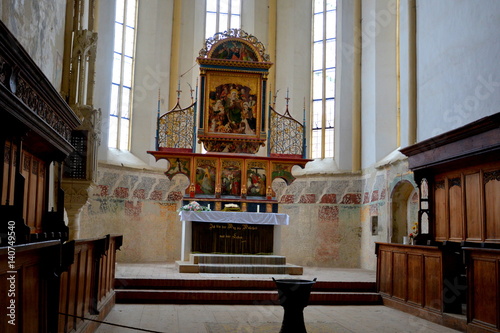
left=223, top=203, right=241, bottom=211
left=179, top=201, right=211, bottom=212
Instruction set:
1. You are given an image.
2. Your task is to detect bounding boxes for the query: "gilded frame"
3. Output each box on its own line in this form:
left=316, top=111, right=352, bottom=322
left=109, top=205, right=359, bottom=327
left=198, top=70, right=265, bottom=154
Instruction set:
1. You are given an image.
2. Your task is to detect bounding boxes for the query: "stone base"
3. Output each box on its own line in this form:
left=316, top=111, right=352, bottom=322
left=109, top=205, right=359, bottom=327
left=176, top=254, right=303, bottom=275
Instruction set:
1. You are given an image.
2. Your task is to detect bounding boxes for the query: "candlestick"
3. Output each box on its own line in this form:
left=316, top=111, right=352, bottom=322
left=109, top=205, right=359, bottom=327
left=257, top=205, right=260, bottom=213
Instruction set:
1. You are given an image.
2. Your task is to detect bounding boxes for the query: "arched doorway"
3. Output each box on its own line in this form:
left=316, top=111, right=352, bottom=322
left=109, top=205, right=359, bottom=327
left=390, top=180, right=418, bottom=243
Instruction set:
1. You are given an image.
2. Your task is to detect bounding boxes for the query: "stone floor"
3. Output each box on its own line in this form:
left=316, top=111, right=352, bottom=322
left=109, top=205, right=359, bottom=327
left=93, top=263, right=461, bottom=333
left=114, top=262, right=377, bottom=282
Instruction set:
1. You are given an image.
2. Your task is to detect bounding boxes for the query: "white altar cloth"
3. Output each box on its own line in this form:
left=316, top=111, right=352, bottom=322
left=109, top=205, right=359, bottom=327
left=179, top=211, right=289, bottom=225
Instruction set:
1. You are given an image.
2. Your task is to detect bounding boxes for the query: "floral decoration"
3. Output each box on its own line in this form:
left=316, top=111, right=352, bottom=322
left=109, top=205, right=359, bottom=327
left=222, top=203, right=241, bottom=211
left=409, top=222, right=419, bottom=238
left=179, top=201, right=211, bottom=212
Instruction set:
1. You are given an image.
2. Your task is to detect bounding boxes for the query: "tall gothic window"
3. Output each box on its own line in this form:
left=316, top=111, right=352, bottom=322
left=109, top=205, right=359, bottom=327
left=205, top=0, right=241, bottom=39
left=109, top=0, right=137, bottom=150
left=311, top=0, right=336, bottom=159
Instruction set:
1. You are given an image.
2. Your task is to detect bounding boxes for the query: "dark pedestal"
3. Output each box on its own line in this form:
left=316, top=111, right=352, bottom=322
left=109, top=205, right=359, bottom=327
left=273, top=278, right=317, bottom=333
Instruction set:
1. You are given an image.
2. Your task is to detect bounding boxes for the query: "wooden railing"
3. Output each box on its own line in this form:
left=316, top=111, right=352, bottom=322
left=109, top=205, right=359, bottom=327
left=0, top=234, right=122, bottom=333
left=375, top=242, right=493, bottom=332
left=58, top=234, right=122, bottom=333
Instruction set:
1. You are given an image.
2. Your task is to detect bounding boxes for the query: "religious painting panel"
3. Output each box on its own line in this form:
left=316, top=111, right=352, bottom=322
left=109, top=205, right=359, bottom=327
left=221, top=159, right=243, bottom=196
left=164, top=157, right=191, bottom=180
left=194, top=157, right=217, bottom=195
left=199, top=70, right=264, bottom=154
left=271, top=162, right=296, bottom=185
left=209, top=39, right=260, bottom=62
left=246, top=160, right=267, bottom=197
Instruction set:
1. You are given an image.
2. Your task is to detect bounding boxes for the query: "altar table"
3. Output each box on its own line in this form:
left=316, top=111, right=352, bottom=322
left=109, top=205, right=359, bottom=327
left=178, top=211, right=289, bottom=260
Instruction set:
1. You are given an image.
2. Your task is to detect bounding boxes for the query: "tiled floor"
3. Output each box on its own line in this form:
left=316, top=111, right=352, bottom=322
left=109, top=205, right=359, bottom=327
left=93, top=263, right=462, bottom=333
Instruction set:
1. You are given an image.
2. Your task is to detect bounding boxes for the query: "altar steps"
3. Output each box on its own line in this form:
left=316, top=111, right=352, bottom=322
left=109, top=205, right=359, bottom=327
left=114, top=278, right=382, bottom=305
left=176, top=254, right=303, bottom=275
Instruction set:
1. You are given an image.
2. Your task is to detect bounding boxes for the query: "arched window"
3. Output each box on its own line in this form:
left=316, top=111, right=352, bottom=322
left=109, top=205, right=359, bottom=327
left=311, top=0, right=336, bottom=159
left=109, top=0, right=138, bottom=150
left=205, top=0, right=241, bottom=39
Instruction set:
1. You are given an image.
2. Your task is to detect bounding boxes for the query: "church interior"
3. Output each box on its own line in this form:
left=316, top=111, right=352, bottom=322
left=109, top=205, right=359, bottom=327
left=1, top=0, right=499, bottom=332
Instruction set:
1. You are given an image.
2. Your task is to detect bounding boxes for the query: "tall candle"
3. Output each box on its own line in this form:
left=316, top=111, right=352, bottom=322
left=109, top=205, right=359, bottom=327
left=207, top=204, right=210, bottom=210
left=257, top=205, right=260, bottom=213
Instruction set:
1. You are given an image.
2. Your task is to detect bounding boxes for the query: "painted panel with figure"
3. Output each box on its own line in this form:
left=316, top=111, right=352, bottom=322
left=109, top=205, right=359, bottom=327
left=195, top=158, right=217, bottom=195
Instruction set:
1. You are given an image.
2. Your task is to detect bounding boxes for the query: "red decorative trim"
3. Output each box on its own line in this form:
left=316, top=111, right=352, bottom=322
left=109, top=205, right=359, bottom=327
left=340, top=193, right=362, bottom=204
left=114, top=187, right=129, bottom=199
left=299, top=194, right=316, bottom=203
left=320, top=193, right=337, bottom=204
left=280, top=195, right=295, bottom=204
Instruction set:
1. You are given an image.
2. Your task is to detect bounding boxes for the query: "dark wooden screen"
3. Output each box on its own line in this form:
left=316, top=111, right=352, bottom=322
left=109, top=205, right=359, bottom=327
left=192, top=222, right=274, bottom=254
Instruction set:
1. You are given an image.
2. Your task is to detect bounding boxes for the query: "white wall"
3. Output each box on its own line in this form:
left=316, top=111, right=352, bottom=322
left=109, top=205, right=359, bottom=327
left=361, top=0, right=399, bottom=168
left=1, top=0, right=66, bottom=89
left=334, top=0, right=356, bottom=171
left=130, top=0, right=174, bottom=165
left=95, top=0, right=116, bottom=157
left=275, top=0, right=312, bottom=123
left=417, top=0, right=500, bottom=140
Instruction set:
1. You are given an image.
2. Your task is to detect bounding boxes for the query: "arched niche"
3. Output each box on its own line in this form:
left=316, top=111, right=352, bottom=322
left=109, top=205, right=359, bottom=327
left=390, top=180, right=419, bottom=243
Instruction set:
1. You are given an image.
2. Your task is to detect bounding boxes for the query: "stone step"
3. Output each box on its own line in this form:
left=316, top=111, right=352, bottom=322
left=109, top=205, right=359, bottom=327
left=198, top=263, right=294, bottom=274
left=115, top=289, right=382, bottom=305
left=191, top=253, right=287, bottom=265
left=176, top=261, right=303, bottom=275
left=115, top=278, right=377, bottom=292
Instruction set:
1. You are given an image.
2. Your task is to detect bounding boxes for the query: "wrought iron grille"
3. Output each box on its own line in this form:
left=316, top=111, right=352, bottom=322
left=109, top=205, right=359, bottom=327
left=64, top=130, right=87, bottom=179
left=157, top=103, right=196, bottom=150
left=269, top=106, right=304, bottom=156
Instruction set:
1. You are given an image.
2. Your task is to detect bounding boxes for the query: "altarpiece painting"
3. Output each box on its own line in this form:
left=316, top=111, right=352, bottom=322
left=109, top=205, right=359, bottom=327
left=197, top=33, right=272, bottom=154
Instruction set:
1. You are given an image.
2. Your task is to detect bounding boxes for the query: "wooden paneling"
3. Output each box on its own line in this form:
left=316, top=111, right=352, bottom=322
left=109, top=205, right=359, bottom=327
left=0, top=234, right=121, bottom=332
left=433, top=162, right=500, bottom=243
left=376, top=243, right=443, bottom=313
left=434, top=181, right=447, bottom=241
left=465, top=172, right=482, bottom=241
left=378, top=250, right=392, bottom=295
left=58, top=236, right=121, bottom=333
left=22, top=264, right=40, bottom=333
left=407, top=254, right=423, bottom=306
left=2, top=146, right=47, bottom=234
left=392, top=252, right=407, bottom=301
left=448, top=178, right=463, bottom=241
left=0, top=240, right=60, bottom=333
left=424, top=256, right=442, bottom=311
left=466, top=248, right=500, bottom=331
left=485, top=174, right=500, bottom=241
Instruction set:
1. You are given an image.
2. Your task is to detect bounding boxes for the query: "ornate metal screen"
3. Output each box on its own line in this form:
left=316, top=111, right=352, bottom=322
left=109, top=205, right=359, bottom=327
left=157, top=102, right=196, bottom=150
left=269, top=106, right=305, bottom=157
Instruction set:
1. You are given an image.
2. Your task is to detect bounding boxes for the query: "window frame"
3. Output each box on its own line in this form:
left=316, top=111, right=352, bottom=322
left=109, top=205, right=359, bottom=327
left=109, top=0, right=138, bottom=150
left=205, top=0, right=241, bottom=39
left=311, top=0, right=336, bottom=159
